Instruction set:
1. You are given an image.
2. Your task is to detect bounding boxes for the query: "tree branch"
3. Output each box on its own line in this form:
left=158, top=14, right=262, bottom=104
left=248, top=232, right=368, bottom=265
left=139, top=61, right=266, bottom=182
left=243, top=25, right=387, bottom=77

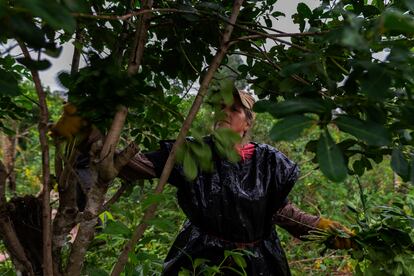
left=127, top=0, right=153, bottom=76
left=101, top=183, right=129, bottom=212
left=70, top=27, right=83, bottom=75
left=18, top=41, right=53, bottom=276
left=99, top=105, right=129, bottom=181
left=110, top=1, right=245, bottom=275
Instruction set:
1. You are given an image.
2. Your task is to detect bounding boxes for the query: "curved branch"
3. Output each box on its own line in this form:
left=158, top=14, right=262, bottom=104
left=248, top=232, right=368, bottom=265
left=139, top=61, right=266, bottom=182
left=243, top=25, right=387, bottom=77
left=99, top=105, right=128, bottom=181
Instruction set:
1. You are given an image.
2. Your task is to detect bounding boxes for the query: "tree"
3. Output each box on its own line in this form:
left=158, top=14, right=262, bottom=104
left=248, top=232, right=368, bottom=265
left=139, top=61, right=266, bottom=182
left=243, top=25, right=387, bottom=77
left=0, top=0, right=413, bottom=275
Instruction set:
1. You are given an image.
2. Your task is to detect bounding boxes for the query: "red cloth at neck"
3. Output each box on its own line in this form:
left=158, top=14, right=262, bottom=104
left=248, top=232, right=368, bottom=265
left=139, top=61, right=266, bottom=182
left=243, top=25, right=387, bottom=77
left=236, top=143, right=255, bottom=161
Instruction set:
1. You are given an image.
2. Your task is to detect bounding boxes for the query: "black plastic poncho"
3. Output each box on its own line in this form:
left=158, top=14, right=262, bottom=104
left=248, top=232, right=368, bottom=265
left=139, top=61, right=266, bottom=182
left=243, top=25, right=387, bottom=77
left=145, top=137, right=299, bottom=275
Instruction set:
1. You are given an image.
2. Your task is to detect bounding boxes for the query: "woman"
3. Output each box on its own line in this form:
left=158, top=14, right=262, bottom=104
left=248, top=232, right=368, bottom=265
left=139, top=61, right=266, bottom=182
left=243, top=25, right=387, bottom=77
left=121, top=90, right=353, bottom=275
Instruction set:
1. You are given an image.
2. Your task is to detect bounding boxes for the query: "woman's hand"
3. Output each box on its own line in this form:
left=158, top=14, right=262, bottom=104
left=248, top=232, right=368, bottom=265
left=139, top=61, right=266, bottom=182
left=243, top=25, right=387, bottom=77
left=316, top=217, right=356, bottom=249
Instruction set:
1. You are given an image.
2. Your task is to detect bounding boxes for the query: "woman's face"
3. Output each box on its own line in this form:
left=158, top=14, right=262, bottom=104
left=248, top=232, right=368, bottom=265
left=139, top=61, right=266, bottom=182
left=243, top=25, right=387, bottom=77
left=214, top=97, right=250, bottom=136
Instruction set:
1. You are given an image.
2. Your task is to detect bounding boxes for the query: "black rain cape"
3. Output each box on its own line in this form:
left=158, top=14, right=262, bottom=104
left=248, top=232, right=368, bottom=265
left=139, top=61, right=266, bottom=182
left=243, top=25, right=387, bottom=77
left=145, top=137, right=299, bottom=275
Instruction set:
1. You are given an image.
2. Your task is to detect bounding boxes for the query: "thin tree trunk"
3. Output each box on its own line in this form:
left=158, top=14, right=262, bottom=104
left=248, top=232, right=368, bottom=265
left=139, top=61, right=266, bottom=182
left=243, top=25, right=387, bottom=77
left=18, top=41, right=53, bottom=276
left=0, top=123, right=18, bottom=194
left=71, top=27, right=82, bottom=75
left=110, top=1, right=244, bottom=275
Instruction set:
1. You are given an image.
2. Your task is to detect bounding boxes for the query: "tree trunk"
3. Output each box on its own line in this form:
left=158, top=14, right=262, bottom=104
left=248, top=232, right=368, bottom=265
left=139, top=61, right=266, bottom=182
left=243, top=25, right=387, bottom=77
left=0, top=123, right=18, bottom=194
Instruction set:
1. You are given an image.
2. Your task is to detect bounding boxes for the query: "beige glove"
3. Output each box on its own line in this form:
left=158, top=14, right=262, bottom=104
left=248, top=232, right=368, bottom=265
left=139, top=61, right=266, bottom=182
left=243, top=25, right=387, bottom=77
left=317, top=217, right=355, bottom=249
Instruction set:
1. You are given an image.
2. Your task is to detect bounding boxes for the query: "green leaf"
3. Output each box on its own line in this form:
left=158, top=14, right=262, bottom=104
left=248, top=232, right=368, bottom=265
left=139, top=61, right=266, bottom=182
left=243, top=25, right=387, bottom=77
left=85, top=267, right=109, bottom=276
left=232, top=254, right=247, bottom=269
left=212, top=128, right=241, bottom=163
left=297, top=3, right=312, bottom=18
left=382, top=10, right=414, bottom=34
left=317, top=130, right=347, bottom=182
left=16, top=58, right=51, bottom=71
left=141, top=194, right=166, bottom=210
left=360, top=65, right=391, bottom=100
left=335, top=116, right=391, bottom=146
left=193, top=258, right=209, bottom=269
left=102, top=220, right=131, bottom=237
left=269, top=98, right=327, bottom=118
left=146, top=217, right=175, bottom=232
left=17, top=0, right=76, bottom=33
left=269, top=115, right=314, bottom=141
left=341, top=28, right=367, bottom=49
left=220, top=79, right=234, bottom=106
left=0, top=69, right=20, bottom=97
left=391, top=149, right=410, bottom=181
left=183, top=149, right=198, bottom=181
left=404, top=0, right=414, bottom=10
left=252, top=100, right=277, bottom=113
left=189, top=141, right=213, bottom=171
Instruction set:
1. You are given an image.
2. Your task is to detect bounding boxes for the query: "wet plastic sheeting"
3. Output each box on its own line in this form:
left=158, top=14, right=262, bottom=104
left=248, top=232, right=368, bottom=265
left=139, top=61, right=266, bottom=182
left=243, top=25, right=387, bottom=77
left=145, top=137, right=299, bottom=275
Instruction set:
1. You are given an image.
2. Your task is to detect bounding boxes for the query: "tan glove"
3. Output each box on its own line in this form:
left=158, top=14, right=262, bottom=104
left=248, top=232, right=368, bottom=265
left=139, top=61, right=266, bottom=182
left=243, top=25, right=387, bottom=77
left=317, top=217, right=355, bottom=249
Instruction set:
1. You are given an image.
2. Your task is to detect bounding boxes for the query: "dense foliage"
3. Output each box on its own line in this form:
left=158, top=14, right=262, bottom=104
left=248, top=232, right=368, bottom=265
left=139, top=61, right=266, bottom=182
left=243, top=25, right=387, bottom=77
left=0, top=0, right=413, bottom=275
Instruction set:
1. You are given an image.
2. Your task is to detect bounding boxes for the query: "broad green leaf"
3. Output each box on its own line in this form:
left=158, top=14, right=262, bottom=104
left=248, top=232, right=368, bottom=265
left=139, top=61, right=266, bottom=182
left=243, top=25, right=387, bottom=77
left=382, top=10, right=414, bottom=34
left=189, top=141, right=213, bottom=171
left=269, top=98, right=327, bottom=118
left=178, top=269, right=191, bottom=276
left=404, top=0, right=414, bottom=10
left=317, top=130, right=347, bottom=182
left=86, top=267, right=109, bottom=276
left=297, top=3, right=312, bottom=18
left=193, top=258, right=209, bottom=269
left=16, top=58, right=51, bottom=71
left=220, top=79, right=234, bottom=105
left=183, top=149, right=198, bottom=181
left=335, top=115, right=391, bottom=146
left=146, top=217, right=175, bottom=232
left=17, top=0, right=76, bottom=33
left=269, top=115, right=314, bottom=141
left=341, top=28, right=367, bottom=49
left=99, top=211, right=114, bottom=222
left=141, top=194, right=167, bottom=210
left=212, top=128, right=241, bottom=163
left=0, top=69, right=20, bottom=97
left=360, top=65, right=391, bottom=100
left=252, top=100, right=277, bottom=113
left=232, top=254, right=247, bottom=269
left=391, top=149, right=410, bottom=181
left=102, top=220, right=131, bottom=237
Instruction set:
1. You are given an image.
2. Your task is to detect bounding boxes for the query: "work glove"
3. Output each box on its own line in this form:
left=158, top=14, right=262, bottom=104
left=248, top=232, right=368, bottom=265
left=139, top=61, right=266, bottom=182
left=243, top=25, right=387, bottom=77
left=317, top=217, right=355, bottom=249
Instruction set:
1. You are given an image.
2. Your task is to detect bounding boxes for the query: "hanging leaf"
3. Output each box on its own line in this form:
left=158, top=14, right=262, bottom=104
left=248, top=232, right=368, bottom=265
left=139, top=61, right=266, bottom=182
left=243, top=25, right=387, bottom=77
left=317, top=130, right=347, bottom=182
left=16, top=0, right=76, bottom=33
left=0, top=69, right=20, bottom=96
left=335, top=115, right=391, bottom=146
left=212, top=128, right=241, bottom=163
left=183, top=149, right=198, bottom=181
left=16, top=58, right=51, bottom=71
left=220, top=79, right=234, bottom=106
left=269, top=115, right=315, bottom=141
left=102, top=220, right=131, bottom=237
left=382, top=10, right=414, bottom=35
left=297, top=3, right=312, bottom=18
left=269, top=98, right=327, bottom=118
left=391, top=149, right=410, bottom=181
